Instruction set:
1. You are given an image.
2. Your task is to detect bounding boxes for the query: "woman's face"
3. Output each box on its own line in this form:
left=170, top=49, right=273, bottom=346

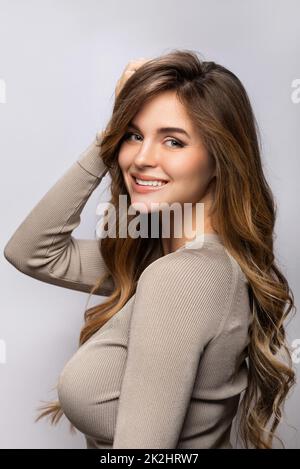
left=118, top=90, right=216, bottom=215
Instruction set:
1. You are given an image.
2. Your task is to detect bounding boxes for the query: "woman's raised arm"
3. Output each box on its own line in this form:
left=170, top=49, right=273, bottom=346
left=3, top=132, right=115, bottom=297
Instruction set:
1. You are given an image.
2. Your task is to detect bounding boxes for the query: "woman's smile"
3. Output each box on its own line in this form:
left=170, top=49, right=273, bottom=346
left=130, top=173, right=170, bottom=193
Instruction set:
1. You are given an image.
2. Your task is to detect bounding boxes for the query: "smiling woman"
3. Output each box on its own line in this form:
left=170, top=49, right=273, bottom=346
left=3, top=49, right=296, bottom=449
left=118, top=90, right=216, bottom=233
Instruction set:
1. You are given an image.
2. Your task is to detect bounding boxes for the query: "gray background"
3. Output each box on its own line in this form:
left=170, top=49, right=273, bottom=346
left=0, top=0, right=299, bottom=449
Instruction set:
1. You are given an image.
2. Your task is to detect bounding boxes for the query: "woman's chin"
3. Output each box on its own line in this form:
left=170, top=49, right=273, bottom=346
left=130, top=200, right=152, bottom=213
left=130, top=198, right=163, bottom=214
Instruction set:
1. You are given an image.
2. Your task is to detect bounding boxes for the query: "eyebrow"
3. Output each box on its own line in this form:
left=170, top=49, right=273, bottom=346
left=128, top=122, right=191, bottom=139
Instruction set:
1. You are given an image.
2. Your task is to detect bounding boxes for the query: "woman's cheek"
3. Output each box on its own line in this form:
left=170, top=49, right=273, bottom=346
left=117, top=149, right=127, bottom=170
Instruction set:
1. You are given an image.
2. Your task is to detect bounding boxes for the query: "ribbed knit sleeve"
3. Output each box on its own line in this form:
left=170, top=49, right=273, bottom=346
left=3, top=133, right=114, bottom=296
left=112, top=249, right=238, bottom=449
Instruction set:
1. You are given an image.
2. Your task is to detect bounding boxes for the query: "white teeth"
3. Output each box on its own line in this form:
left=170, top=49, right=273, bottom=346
left=135, top=177, right=167, bottom=187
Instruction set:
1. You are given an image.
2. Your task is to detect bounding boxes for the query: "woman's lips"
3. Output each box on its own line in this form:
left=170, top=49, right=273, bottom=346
left=130, top=174, right=169, bottom=193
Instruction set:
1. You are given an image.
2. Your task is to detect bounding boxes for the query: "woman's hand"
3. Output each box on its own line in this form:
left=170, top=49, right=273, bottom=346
left=114, top=57, right=150, bottom=99
left=97, top=58, right=150, bottom=143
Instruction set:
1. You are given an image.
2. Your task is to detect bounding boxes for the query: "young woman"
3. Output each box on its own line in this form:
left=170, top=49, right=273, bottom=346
left=3, top=50, right=296, bottom=449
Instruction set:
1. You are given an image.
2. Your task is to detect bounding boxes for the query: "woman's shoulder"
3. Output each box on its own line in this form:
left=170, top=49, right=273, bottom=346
left=138, top=240, right=245, bottom=295
left=134, top=241, right=249, bottom=344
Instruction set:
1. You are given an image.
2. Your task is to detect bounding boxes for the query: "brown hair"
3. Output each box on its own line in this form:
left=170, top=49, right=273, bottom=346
left=35, top=49, right=296, bottom=449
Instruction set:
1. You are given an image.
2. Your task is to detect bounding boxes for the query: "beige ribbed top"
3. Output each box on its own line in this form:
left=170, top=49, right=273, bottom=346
left=3, top=133, right=253, bottom=449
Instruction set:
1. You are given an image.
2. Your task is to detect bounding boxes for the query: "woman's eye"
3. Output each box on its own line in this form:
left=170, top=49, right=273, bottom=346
left=165, top=138, right=184, bottom=148
left=124, top=132, right=141, bottom=142
left=123, top=132, right=184, bottom=148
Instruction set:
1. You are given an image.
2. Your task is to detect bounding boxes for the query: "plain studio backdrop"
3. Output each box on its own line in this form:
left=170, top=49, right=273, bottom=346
left=0, top=0, right=299, bottom=449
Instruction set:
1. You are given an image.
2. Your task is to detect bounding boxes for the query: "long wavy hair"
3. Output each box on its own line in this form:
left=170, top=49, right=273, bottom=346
left=35, top=49, right=296, bottom=449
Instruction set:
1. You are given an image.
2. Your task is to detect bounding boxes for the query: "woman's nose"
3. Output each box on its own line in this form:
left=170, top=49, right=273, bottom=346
left=133, top=141, right=159, bottom=166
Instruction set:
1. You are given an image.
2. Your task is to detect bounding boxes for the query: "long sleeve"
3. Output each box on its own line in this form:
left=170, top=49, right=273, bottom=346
left=3, top=132, right=115, bottom=297
left=112, top=249, right=237, bottom=449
